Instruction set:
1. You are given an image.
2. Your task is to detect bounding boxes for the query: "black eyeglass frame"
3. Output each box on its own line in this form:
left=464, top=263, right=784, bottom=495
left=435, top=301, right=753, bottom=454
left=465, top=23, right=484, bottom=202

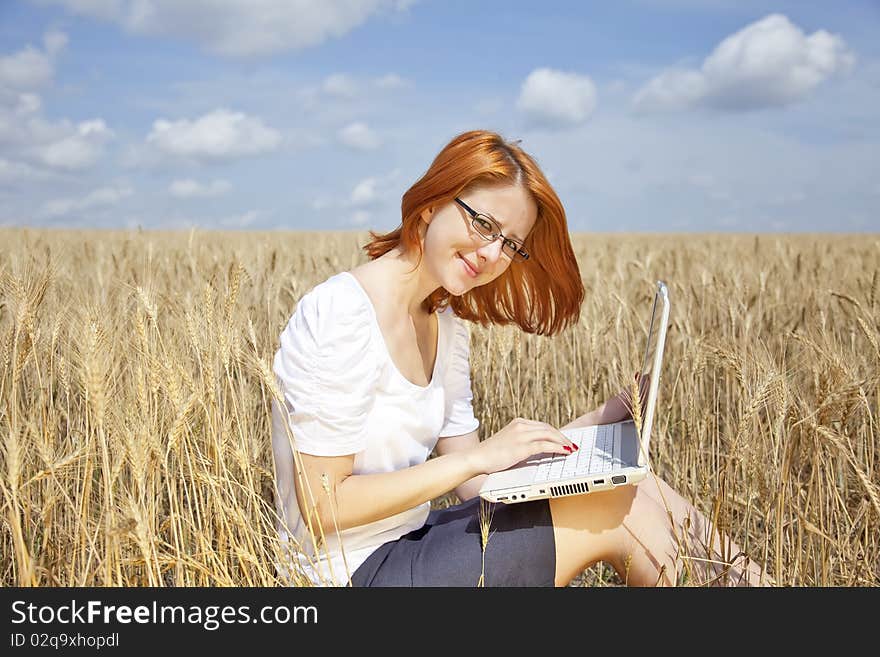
left=453, top=197, right=530, bottom=262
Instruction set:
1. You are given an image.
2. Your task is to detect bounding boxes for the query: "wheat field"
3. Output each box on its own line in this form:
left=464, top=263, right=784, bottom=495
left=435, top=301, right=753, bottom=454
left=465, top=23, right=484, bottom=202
left=1, top=227, right=878, bottom=587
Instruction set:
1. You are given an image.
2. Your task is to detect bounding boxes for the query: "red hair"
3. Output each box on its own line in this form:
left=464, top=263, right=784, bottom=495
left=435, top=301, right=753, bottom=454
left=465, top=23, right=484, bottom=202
left=362, top=130, right=584, bottom=336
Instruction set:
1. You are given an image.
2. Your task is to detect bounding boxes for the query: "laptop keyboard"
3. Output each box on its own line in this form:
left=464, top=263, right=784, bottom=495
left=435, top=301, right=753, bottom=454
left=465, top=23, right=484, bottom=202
left=531, top=424, right=621, bottom=483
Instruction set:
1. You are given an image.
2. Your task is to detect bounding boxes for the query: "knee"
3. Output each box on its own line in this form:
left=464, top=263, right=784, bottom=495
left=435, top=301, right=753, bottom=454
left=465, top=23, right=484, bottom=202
left=606, top=486, right=684, bottom=584
left=550, top=483, right=638, bottom=535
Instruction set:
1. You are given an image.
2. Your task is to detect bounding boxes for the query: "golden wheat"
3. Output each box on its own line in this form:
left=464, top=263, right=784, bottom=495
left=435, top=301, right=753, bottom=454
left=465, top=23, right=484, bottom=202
left=0, top=228, right=877, bottom=586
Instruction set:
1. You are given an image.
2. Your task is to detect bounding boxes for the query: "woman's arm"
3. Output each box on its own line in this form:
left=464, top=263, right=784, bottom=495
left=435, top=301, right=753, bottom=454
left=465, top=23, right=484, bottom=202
left=294, top=419, right=574, bottom=533
left=433, top=430, right=487, bottom=502
left=559, top=400, right=616, bottom=431
left=294, top=448, right=480, bottom=535
left=561, top=372, right=650, bottom=431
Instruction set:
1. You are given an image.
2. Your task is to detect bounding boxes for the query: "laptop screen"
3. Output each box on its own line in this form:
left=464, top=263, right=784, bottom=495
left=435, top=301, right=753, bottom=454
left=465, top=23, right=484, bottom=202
left=636, top=281, right=669, bottom=465
left=639, top=287, right=661, bottom=382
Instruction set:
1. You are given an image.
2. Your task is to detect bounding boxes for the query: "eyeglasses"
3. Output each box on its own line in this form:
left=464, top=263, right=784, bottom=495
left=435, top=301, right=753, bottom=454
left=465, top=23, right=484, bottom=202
left=453, top=197, right=530, bottom=262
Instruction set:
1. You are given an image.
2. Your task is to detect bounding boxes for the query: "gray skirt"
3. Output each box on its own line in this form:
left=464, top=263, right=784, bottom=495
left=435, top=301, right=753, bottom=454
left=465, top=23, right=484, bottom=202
left=350, top=496, right=556, bottom=587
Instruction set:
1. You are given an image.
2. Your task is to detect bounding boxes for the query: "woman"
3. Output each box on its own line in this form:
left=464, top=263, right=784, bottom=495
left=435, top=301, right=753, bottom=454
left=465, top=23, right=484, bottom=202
left=270, top=129, right=771, bottom=587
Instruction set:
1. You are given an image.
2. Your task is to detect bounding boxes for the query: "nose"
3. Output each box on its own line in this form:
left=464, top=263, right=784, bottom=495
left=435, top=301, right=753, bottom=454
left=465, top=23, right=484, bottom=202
left=475, top=236, right=505, bottom=268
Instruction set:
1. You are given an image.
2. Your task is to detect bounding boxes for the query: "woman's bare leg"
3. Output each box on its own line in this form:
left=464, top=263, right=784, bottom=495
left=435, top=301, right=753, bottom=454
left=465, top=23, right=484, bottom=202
left=549, top=474, right=773, bottom=587
left=635, top=473, right=773, bottom=586
left=550, top=479, right=674, bottom=586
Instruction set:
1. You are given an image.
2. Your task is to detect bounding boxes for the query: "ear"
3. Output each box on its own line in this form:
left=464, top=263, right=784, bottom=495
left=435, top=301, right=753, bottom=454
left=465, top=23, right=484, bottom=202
left=420, top=206, right=435, bottom=224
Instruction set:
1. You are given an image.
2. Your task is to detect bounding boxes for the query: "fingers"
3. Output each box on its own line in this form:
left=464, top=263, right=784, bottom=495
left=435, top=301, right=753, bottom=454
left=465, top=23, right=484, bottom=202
left=549, top=426, right=577, bottom=451
left=538, top=427, right=577, bottom=452
left=539, top=440, right=573, bottom=455
left=518, top=420, right=576, bottom=452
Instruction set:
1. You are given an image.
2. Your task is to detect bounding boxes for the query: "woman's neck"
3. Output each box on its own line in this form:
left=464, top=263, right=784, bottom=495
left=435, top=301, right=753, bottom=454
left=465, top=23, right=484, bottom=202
left=371, top=247, right=441, bottom=319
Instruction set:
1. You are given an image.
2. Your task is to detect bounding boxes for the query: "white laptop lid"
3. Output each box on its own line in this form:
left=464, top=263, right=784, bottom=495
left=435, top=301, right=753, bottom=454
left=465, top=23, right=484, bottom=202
left=636, top=281, right=670, bottom=467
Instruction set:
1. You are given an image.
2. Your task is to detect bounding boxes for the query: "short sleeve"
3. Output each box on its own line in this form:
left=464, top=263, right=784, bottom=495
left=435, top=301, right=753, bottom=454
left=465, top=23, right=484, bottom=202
left=438, top=312, right=481, bottom=438
left=272, top=279, right=380, bottom=456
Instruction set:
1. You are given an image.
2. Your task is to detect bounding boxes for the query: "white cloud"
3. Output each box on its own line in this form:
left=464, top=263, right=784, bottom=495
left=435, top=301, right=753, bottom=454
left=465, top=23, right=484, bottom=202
left=146, top=109, right=282, bottom=161
left=37, top=0, right=418, bottom=57
left=338, top=122, right=381, bottom=150
left=634, top=14, right=856, bottom=113
left=636, top=70, right=705, bottom=112
left=0, top=46, right=55, bottom=90
left=43, top=29, right=69, bottom=57
left=0, top=30, right=113, bottom=173
left=15, top=93, right=42, bottom=115
left=351, top=178, right=379, bottom=205
left=516, top=68, right=598, bottom=128
left=0, top=29, right=66, bottom=90
left=32, top=118, right=115, bottom=170
left=306, top=72, right=408, bottom=107
left=41, top=182, right=133, bottom=218
left=312, top=169, right=401, bottom=218
left=323, top=73, right=358, bottom=98
left=0, top=91, right=42, bottom=144
left=0, top=157, right=58, bottom=184
left=292, top=71, right=409, bottom=115
left=349, top=169, right=401, bottom=207
left=168, top=178, right=232, bottom=198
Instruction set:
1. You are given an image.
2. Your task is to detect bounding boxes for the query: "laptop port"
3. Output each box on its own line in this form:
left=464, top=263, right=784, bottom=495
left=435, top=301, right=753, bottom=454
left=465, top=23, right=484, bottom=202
left=612, top=475, right=626, bottom=485
left=498, top=496, right=508, bottom=501
left=593, top=479, right=604, bottom=485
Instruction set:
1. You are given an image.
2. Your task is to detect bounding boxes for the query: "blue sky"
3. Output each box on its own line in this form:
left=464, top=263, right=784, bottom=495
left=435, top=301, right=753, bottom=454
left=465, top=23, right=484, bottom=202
left=1, top=0, right=878, bottom=233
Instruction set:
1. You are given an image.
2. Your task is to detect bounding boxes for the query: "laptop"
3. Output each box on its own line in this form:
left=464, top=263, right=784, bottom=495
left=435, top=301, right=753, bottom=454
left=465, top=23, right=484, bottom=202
left=479, top=280, right=670, bottom=504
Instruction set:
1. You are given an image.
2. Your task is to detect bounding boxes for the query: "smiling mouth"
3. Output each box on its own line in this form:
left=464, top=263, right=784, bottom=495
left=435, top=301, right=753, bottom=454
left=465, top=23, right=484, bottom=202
left=457, top=253, right=480, bottom=276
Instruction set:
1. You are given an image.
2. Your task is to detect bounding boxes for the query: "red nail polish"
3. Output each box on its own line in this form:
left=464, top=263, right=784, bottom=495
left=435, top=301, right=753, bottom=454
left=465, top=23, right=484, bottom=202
left=563, top=445, right=572, bottom=452
left=573, top=444, right=579, bottom=451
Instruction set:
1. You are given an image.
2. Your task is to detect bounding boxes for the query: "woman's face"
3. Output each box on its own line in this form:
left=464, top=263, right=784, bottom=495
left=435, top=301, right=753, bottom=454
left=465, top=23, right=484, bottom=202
left=420, top=184, right=538, bottom=296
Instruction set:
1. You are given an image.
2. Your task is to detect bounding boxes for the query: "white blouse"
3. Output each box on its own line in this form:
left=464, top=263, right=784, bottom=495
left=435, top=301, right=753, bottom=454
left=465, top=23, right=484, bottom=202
left=271, top=271, right=480, bottom=586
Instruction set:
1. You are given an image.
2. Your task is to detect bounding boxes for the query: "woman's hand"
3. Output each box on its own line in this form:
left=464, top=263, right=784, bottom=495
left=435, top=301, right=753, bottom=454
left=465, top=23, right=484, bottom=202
left=469, top=418, right=577, bottom=475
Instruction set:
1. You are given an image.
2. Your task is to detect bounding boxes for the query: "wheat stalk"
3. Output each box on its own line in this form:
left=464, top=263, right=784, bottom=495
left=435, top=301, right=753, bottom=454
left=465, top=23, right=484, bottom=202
left=0, top=228, right=876, bottom=587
